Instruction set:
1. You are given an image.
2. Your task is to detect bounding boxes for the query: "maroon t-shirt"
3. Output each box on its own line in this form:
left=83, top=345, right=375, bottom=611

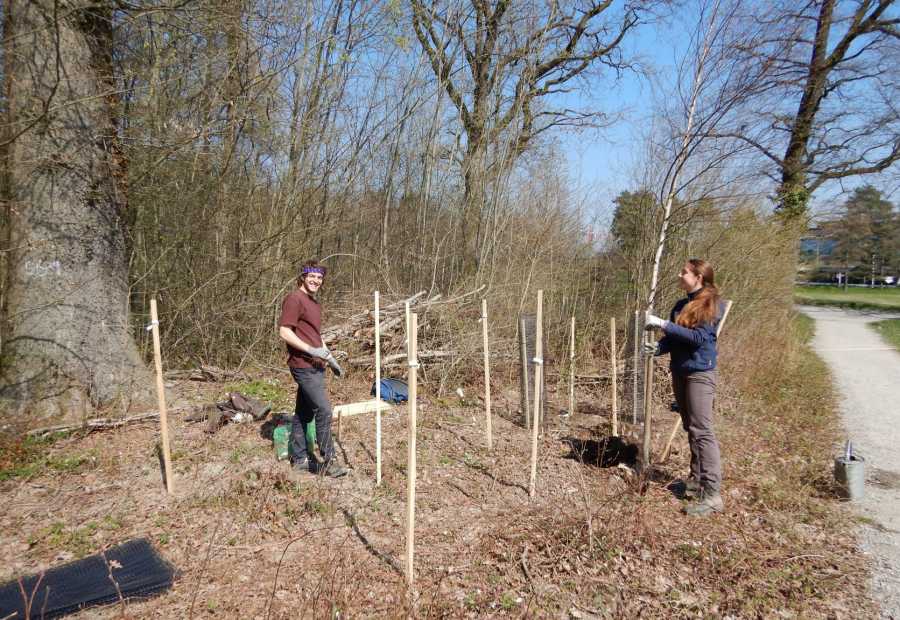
left=279, top=288, right=325, bottom=369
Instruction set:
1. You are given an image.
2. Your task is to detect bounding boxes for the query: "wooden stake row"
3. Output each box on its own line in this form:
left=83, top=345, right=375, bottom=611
left=150, top=290, right=624, bottom=597
left=151, top=292, right=621, bottom=501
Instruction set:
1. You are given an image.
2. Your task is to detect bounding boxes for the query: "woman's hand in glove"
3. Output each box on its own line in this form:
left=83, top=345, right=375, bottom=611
left=642, top=342, right=658, bottom=356
left=644, top=314, right=668, bottom=330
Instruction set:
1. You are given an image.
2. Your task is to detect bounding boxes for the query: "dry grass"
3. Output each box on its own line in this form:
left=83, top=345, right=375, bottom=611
left=0, top=313, right=875, bottom=618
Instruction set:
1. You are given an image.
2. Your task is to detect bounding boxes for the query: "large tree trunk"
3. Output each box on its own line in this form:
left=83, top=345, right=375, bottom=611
left=1, top=1, right=152, bottom=419
left=776, top=0, right=835, bottom=219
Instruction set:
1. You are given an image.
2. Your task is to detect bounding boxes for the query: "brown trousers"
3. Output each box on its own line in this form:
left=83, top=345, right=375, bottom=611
left=672, top=370, right=721, bottom=492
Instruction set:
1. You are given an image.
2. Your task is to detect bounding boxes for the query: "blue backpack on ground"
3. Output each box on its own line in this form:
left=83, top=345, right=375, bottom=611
left=371, top=378, right=408, bottom=403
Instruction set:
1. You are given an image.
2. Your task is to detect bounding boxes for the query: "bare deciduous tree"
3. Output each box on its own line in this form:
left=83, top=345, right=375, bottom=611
left=732, top=0, right=900, bottom=218
left=410, top=0, right=640, bottom=265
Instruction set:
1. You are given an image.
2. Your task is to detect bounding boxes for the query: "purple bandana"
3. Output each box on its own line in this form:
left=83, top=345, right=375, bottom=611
left=302, top=266, right=325, bottom=276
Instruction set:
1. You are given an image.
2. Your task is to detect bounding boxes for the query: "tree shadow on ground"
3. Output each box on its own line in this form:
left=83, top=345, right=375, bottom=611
left=459, top=455, right=528, bottom=493
left=562, top=435, right=638, bottom=469
left=341, top=508, right=403, bottom=576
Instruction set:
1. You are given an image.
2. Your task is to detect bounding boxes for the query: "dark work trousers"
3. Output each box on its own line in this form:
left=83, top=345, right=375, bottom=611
left=289, top=367, right=335, bottom=467
left=671, top=370, right=721, bottom=493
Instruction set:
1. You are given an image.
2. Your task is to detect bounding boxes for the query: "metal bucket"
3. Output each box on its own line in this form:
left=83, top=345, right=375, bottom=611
left=834, top=455, right=865, bottom=500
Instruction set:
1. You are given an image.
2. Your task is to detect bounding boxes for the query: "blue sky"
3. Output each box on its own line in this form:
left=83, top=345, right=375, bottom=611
left=552, top=8, right=899, bottom=226
left=555, top=15, right=696, bottom=225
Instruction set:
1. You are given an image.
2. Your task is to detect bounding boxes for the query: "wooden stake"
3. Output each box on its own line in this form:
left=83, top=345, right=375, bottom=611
left=333, top=399, right=393, bottom=418
left=640, top=331, right=654, bottom=471
left=519, top=316, right=530, bottom=429
left=375, top=291, right=382, bottom=486
left=529, top=291, right=543, bottom=498
left=405, top=300, right=411, bottom=345
left=405, top=313, right=418, bottom=588
left=150, top=299, right=174, bottom=494
left=481, top=299, right=493, bottom=450
left=632, top=310, right=640, bottom=426
left=568, top=316, right=575, bottom=417
left=718, top=300, right=734, bottom=337
left=610, top=317, right=618, bottom=437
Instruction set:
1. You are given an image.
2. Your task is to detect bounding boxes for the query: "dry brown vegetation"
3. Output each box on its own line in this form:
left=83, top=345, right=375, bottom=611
left=1, top=0, right=891, bottom=615
left=0, top=301, right=876, bottom=618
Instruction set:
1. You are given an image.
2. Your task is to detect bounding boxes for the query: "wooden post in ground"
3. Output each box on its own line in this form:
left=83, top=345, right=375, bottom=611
left=481, top=299, right=493, bottom=450
left=610, top=317, right=618, bottom=437
left=405, top=313, right=419, bottom=588
left=640, top=322, right=655, bottom=471
left=568, top=316, right=575, bottom=416
left=632, top=310, right=640, bottom=426
left=519, top=316, right=530, bottom=429
left=529, top=291, right=543, bottom=498
left=405, top=300, right=411, bottom=345
left=375, top=291, right=382, bottom=485
left=150, top=299, right=174, bottom=494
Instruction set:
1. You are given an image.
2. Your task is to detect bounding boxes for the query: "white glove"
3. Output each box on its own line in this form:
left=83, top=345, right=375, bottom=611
left=642, top=342, right=658, bottom=356
left=307, top=345, right=330, bottom=360
left=325, top=354, right=344, bottom=378
left=644, top=314, right=668, bottom=330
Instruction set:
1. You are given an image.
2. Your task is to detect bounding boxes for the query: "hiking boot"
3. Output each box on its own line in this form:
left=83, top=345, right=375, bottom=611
left=683, top=478, right=701, bottom=500
left=286, top=457, right=310, bottom=480
left=683, top=489, right=724, bottom=516
left=317, top=461, right=349, bottom=478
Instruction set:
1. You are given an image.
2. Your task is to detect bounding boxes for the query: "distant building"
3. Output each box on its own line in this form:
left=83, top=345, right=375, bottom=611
left=800, top=226, right=838, bottom=258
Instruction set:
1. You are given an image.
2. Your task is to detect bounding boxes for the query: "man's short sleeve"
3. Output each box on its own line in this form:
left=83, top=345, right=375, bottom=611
left=279, top=293, right=304, bottom=328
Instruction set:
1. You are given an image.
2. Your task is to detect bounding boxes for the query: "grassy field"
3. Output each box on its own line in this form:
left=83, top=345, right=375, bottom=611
left=794, top=285, right=900, bottom=310
left=870, top=319, right=900, bottom=350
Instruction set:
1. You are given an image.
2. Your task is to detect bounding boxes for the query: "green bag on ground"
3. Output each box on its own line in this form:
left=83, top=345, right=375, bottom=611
left=273, top=424, right=290, bottom=460
left=273, top=420, right=319, bottom=462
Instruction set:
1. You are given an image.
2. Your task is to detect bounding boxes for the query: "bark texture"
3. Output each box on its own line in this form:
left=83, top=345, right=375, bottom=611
left=1, top=0, right=152, bottom=419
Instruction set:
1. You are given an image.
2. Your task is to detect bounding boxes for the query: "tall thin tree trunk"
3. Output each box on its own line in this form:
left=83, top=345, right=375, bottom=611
left=641, top=0, right=718, bottom=467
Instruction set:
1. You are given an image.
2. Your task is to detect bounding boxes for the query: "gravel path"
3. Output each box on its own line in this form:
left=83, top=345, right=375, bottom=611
left=798, top=305, right=900, bottom=618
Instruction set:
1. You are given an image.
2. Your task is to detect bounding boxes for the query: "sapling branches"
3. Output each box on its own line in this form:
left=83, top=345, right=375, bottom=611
left=640, top=0, right=771, bottom=465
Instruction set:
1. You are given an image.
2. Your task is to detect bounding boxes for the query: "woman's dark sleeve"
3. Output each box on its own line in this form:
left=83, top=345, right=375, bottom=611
left=661, top=319, right=717, bottom=347
left=655, top=336, right=672, bottom=356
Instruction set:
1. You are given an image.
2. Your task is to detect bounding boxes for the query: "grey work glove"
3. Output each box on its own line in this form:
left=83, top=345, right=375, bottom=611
left=644, top=314, right=668, bottom=330
left=325, top=354, right=344, bottom=378
left=642, top=342, right=658, bottom=356
left=307, top=345, right=330, bottom=360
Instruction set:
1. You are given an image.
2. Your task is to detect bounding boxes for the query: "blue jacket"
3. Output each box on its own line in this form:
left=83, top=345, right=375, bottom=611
left=656, top=291, right=724, bottom=375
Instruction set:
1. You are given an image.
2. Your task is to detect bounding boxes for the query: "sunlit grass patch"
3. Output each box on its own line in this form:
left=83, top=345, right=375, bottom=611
left=869, top=318, right=900, bottom=350
left=795, top=285, right=900, bottom=310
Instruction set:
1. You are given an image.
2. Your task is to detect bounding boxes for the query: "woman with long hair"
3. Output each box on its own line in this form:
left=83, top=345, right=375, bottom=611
left=645, top=259, right=725, bottom=516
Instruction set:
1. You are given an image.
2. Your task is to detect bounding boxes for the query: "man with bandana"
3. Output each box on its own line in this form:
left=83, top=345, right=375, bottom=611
left=278, top=260, right=348, bottom=477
